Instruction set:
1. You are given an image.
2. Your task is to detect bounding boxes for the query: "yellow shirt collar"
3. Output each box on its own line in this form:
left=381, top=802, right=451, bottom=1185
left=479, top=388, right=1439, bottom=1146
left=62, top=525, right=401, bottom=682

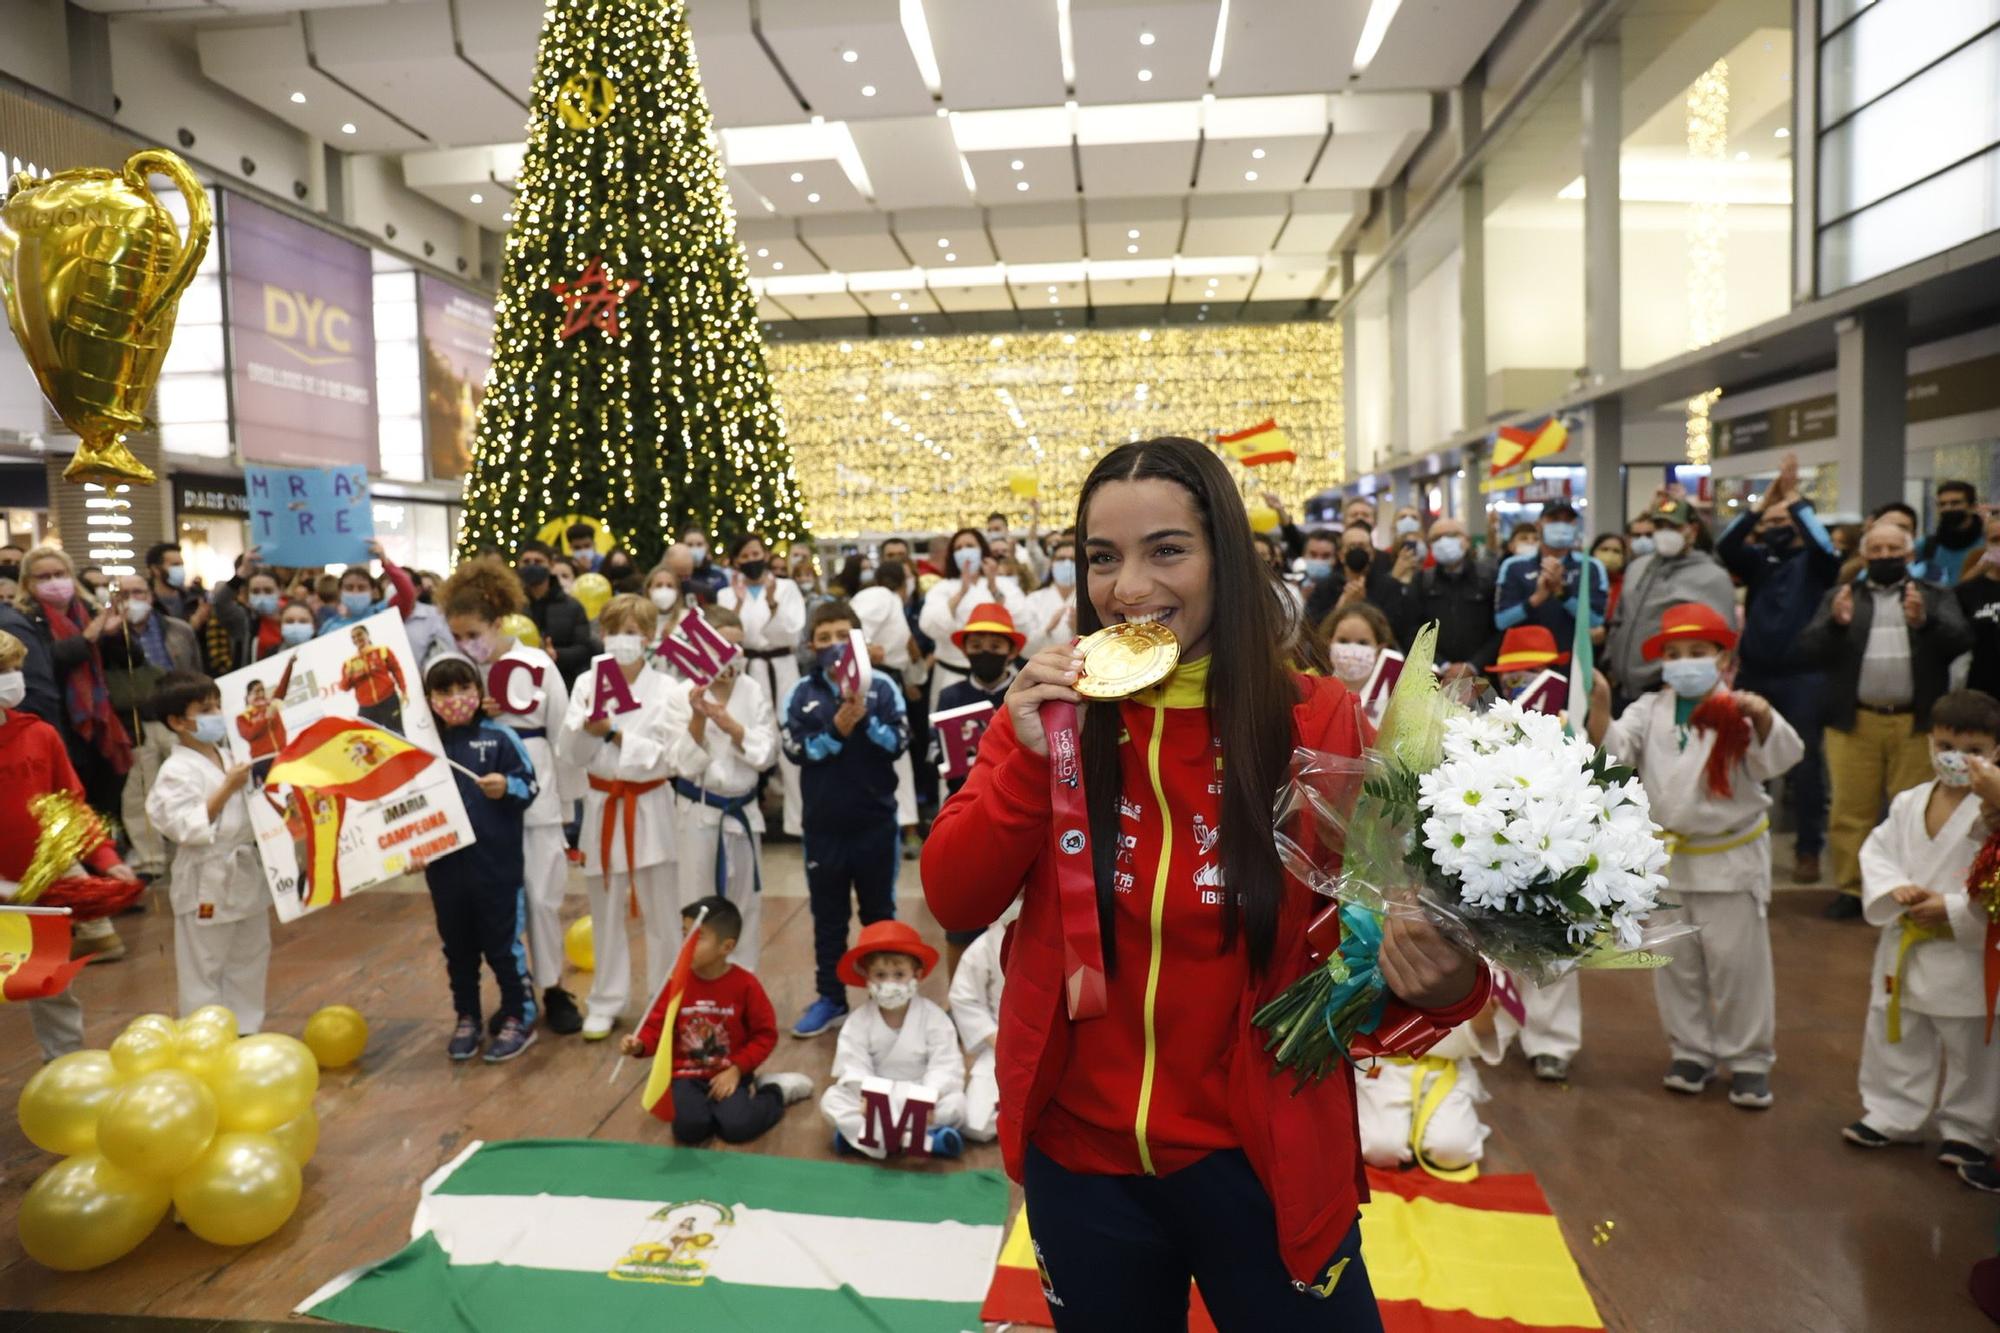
left=1134, top=653, right=1210, bottom=709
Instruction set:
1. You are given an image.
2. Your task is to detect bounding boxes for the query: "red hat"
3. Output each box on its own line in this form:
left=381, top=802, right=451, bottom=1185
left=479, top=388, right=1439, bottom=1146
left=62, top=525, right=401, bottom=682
left=1642, top=602, right=1738, bottom=661
left=837, top=920, right=940, bottom=987
left=951, top=602, right=1027, bottom=654
left=1489, top=625, right=1567, bottom=674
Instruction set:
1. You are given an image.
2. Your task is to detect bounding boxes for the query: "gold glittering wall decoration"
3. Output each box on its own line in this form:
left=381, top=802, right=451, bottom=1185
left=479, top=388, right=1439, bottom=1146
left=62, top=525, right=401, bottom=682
left=768, top=322, right=1344, bottom=537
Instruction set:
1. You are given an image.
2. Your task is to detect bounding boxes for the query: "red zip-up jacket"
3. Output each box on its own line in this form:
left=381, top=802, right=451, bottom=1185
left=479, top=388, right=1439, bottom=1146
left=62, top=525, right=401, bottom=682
left=923, top=665, right=1487, bottom=1286
left=0, top=710, right=123, bottom=882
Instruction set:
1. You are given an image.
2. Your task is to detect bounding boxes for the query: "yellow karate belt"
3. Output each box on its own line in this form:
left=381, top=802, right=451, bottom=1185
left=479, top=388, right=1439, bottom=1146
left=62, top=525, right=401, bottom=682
left=1886, top=915, right=1951, bottom=1044
left=1381, top=1054, right=1479, bottom=1183
left=1661, top=816, right=1770, bottom=858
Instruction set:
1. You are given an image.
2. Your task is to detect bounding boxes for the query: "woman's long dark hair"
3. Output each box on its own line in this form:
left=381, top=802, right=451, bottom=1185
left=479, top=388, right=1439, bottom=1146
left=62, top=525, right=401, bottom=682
left=1076, top=438, right=1303, bottom=975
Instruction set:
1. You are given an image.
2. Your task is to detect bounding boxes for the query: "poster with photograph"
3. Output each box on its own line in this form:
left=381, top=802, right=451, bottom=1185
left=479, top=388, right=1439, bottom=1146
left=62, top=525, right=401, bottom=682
left=419, top=276, right=494, bottom=481
left=215, top=611, right=475, bottom=923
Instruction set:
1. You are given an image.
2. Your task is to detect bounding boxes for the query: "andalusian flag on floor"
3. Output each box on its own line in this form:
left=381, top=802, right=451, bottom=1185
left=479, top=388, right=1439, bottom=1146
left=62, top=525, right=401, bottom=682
left=297, top=1139, right=1007, bottom=1332
left=981, top=1167, right=1601, bottom=1331
left=264, top=716, right=434, bottom=800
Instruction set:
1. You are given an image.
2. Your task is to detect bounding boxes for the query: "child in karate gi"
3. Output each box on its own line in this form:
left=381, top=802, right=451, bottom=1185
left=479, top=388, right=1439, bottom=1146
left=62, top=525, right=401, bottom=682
left=947, top=921, right=1006, bottom=1142
left=145, top=671, right=271, bottom=1033
left=557, top=594, right=704, bottom=1040
left=1591, top=602, right=1802, bottom=1110
left=1356, top=973, right=1517, bottom=1179
left=1844, top=688, right=2000, bottom=1189
left=820, top=920, right=967, bottom=1159
left=672, top=607, right=778, bottom=972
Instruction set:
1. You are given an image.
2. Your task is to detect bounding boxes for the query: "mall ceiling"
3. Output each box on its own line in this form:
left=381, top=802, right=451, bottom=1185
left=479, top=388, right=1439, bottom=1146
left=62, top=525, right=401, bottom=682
left=75, top=0, right=1524, bottom=327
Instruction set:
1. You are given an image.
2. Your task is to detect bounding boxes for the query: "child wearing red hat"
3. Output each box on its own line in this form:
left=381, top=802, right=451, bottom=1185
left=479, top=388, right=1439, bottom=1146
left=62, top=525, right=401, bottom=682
left=1589, top=601, right=1802, bottom=1109
left=818, top=919, right=967, bottom=1159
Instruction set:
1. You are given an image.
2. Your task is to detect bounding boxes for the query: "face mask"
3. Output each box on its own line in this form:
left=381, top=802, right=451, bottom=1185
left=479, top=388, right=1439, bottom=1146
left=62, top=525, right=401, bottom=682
left=34, top=576, right=74, bottom=605
left=687, top=542, right=707, bottom=563
left=1660, top=656, right=1719, bottom=699
left=1628, top=535, right=1656, bottom=557
left=1541, top=521, right=1577, bottom=549
left=1594, top=549, right=1625, bottom=574
left=815, top=644, right=846, bottom=676
left=1941, top=511, right=1979, bottom=540
left=341, top=590, right=373, bottom=615
left=191, top=713, right=228, bottom=746
left=856, top=567, right=874, bottom=586
left=967, top=650, right=1010, bottom=683
left=1652, top=529, right=1687, bottom=559
left=1342, top=547, right=1372, bottom=575
left=517, top=563, right=550, bottom=590
left=867, top=977, right=917, bottom=1011
left=954, top=546, right=982, bottom=575
left=1431, top=536, right=1467, bottom=567
left=1331, top=642, right=1377, bottom=683
left=1759, top=526, right=1795, bottom=551
left=1867, top=557, right=1908, bottom=587
left=164, top=565, right=187, bottom=589
left=605, top=633, right=646, bottom=665
left=649, top=586, right=680, bottom=613
left=456, top=632, right=495, bottom=663
left=1513, top=541, right=1539, bottom=558
left=1395, top=517, right=1419, bottom=537
left=0, top=563, right=17, bottom=583
left=737, top=559, right=768, bottom=582
left=1051, top=558, right=1076, bottom=589
left=281, top=621, right=315, bottom=646
left=249, top=593, right=280, bottom=617
left=571, top=550, right=597, bottom=571
left=0, top=671, right=23, bottom=710
left=123, top=600, right=152, bottom=625
left=605, top=563, right=634, bottom=584
left=1934, top=748, right=1975, bottom=788
left=431, top=692, right=480, bottom=726
left=1304, top=558, right=1334, bottom=583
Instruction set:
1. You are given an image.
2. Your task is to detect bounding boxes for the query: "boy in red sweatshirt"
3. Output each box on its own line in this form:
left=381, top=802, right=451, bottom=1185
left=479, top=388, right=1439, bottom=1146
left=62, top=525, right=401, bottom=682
left=621, top=895, right=811, bottom=1144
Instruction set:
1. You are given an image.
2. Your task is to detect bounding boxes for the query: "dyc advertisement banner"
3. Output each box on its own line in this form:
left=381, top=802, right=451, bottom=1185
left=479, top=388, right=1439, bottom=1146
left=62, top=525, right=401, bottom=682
left=418, top=276, right=494, bottom=481
left=223, top=191, right=378, bottom=470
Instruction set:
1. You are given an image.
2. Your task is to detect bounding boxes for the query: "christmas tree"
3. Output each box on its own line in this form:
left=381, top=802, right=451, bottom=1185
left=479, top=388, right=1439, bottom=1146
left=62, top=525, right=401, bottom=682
left=457, top=0, right=806, bottom=563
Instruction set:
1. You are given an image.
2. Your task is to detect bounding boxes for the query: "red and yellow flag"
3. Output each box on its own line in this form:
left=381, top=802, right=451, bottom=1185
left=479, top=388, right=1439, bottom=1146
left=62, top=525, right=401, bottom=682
left=642, top=908, right=708, bottom=1123
left=0, top=911, right=91, bottom=1003
left=264, top=717, right=434, bottom=802
left=1489, top=417, right=1569, bottom=475
left=1216, top=419, right=1298, bottom=467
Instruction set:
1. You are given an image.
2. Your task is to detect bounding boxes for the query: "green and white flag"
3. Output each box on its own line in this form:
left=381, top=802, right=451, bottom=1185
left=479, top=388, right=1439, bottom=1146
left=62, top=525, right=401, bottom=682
left=297, top=1139, right=1008, bottom=1333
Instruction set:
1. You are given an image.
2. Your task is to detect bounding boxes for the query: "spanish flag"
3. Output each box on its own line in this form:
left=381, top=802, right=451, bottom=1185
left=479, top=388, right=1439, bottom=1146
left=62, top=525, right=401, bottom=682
left=263, top=717, right=434, bottom=801
left=642, top=906, right=709, bottom=1123
left=1216, top=419, right=1298, bottom=467
left=0, top=910, right=92, bottom=1003
left=1489, top=417, right=1569, bottom=475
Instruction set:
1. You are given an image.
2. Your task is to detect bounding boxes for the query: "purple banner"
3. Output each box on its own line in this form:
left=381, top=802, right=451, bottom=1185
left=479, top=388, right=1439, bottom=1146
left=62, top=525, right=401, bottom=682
left=223, top=191, right=378, bottom=470
left=418, top=276, right=493, bottom=481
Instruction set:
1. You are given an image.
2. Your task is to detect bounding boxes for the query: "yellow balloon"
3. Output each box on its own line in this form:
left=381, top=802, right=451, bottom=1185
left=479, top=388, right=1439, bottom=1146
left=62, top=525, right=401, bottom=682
left=573, top=571, right=613, bottom=619
left=18, top=1153, right=171, bottom=1271
left=210, top=1035, right=318, bottom=1134
left=301, top=1006, right=368, bottom=1069
left=95, top=1070, right=218, bottom=1180
left=171, top=1133, right=302, bottom=1247
left=175, top=1021, right=237, bottom=1084
left=268, top=1107, right=320, bottom=1166
left=1247, top=501, right=1281, bottom=534
left=123, top=1013, right=180, bottom=1046
left=564, top=915, right=594, bottom=971
left=497, top=612, right=541, bottom=649
left=18, top=1051, right=122, bottom=1156
left=109, top=1026, right=178, bottom=1078
left=182, top=1005, right=238, bottom=1033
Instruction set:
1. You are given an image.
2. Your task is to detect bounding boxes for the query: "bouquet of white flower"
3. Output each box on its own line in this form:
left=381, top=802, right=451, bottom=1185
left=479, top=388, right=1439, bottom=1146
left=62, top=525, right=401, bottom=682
left=1254, top=624, right=1681, bottom=1086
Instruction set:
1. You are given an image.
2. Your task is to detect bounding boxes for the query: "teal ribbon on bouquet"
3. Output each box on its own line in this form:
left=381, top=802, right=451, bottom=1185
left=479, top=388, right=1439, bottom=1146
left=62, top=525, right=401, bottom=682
left=1253, top=902, right=1388, bottom=1089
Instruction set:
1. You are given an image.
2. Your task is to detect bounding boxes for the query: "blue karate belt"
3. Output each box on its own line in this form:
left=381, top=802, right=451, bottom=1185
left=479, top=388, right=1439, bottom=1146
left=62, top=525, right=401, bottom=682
left=507, top=726, right=548, bottom=740
left=672, top=779, right=762, bottom=897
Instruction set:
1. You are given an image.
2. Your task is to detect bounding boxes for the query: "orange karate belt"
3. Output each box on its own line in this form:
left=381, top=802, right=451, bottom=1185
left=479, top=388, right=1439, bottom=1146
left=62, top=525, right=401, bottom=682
left=589, top=774, right=666, bottom=917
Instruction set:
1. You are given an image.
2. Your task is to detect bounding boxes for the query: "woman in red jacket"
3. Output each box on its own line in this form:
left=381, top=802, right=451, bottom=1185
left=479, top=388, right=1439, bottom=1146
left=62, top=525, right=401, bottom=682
left=924, top=438, right=1487, bottom=1330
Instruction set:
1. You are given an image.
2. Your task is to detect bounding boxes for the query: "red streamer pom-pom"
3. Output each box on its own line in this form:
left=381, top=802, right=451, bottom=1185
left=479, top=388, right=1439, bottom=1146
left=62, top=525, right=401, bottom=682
left=1688, top=690, right=1751, bottom=799
left=33, top=875, right=146, bottom=922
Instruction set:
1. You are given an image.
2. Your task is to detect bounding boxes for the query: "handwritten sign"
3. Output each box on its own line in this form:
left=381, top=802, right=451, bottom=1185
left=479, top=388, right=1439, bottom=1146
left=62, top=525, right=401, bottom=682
left=246, top=465, right=374, bottom=566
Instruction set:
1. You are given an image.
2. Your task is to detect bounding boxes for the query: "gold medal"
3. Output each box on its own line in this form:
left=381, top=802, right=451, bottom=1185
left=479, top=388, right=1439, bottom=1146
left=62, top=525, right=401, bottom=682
left=1074, top=621, right=1180, bottom=700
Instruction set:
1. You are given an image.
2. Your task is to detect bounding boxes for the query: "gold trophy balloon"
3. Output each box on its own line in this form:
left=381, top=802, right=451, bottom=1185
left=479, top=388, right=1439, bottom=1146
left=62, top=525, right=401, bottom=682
left=0, top=148, right=212, bottom=486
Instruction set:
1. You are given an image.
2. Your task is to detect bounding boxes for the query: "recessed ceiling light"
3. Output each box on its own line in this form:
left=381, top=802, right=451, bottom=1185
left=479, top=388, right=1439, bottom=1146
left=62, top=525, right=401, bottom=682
left=1140, top=31, right=1155, bottom=45
left=806, top=192, right=820, bottom=203
left=790, top=171, right=804, bottom=183
left=891, top=292, right=902, bottom=300
left=1047, top=285, right=1058, bottom=293
left=861, top=85, right=877, bottom=97
left=1244, top=170, right=1258, bottom=181
left=771, top=261, right=784, bottom=270
left=842, top=49, right=859, bottom=62
left=756, top=247, right=769, bottom=257
left=937, top=238, right=950, bottom=248
left=1127, top=228, right=1141, bottom=239
left=1011, top=159, right=1025, bottom=171
left=470, top=192, right=483, bottom=203
left=1137, top=68, right=1153, bottom=82
left=289, top=91, right=307, bottom=105
left=945, top=252, right=956, bottom=261
left=340, top=122, right=357, bottom=135
left=1774, top=127, right=1791, bottom=139
left=1735, top=150, right=1749, bottom=160
left=1251, top=148, right=1266, bottom=159
left=1206, top=277, right=1219, bottom=286
left=899, top=302, right=909, bottom=310
left=1016, top=180, right=1029, bottom=191
left=1049, top=296, right=1059, bottom=304
left=1127, top=243, right=1139, bottom=253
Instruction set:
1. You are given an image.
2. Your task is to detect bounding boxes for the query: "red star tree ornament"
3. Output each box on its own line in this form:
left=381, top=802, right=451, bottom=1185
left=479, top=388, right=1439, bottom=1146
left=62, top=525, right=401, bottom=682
left=550, top=256, right=640, bottom=340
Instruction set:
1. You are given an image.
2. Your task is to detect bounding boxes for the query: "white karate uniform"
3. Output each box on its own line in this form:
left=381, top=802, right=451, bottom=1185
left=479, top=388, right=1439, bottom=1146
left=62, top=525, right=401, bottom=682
left=820, top=995, right=967, bottom=1159
left=851, top=586, right=919, bottom=828
left=1856, top=782, right=2000, bottom=1149
left=145, top=745, right=271, bottom=1033
left=717, top=577, right=806, bottom=837
left=1521, top=972, right=1583, bottom=1063
left=1356, top=999, right=1514, bottom=1174
left=948, top=925, right=1006, bottom=1142
left=674, top=671, right=778, bottom=972
left=1020, top=584, right=1078, bottom=660
left=1604, top=690, right=1804, bottom=1075
left=493, top=642, right=578, bottom=993
left=557, top=657, right=705, bottom=1022
left=918, top=575, right=1027, bottom=711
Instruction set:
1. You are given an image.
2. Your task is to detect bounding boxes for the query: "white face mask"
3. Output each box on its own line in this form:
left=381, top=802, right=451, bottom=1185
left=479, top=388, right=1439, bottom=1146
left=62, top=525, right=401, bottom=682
left=605, top=633, right=646, bottom=665
left=1652, top=529, right=1687, bottom=559
left=1330, top=642, right=1377, bottom=684
left=0, top=670, right=23, bottom=710
left=867, top=977, right=917, bottom=1010
left=649, top=586, right=680, bottom=613
left=1934, top=748, right=1975, bottom=788
left=1660, top=656, right=1719, bottom=699
left=123, top=599, right=152, bottom=625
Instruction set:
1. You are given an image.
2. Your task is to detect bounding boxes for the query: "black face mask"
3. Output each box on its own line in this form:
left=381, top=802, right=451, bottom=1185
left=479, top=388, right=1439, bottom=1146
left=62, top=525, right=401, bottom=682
left=1868, top=557, right=1908, bottom=587
left=1941, top=510, right=1980, bottom=541
left=517, top=563, right=550, bottom=590
left=1343, top=547, right=1372, bottom=574
left=1758, top=527, right=1795, bottom=551
left=967, top=650, right=1011, bottom=683
left=738, top=559, right=768, bottom=582
left=0, top=563, right=17, bottom=583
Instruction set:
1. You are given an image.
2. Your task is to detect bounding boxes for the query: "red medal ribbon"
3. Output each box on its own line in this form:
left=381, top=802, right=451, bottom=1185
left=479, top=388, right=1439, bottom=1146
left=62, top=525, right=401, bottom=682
left=1043, top=699, right=1107, bottom=1020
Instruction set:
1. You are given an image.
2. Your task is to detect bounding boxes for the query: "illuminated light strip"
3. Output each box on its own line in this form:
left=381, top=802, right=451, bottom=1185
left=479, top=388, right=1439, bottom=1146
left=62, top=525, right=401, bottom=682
left=1208, top=0, right=1231, bottom=82
left=1352, top=0, right=1403, bottom=73
left=1057, top=0, right=1076, bottom=87
left=1683, top=58, right=1728, bottom=466
left=900, top=0, right=942, bottom=97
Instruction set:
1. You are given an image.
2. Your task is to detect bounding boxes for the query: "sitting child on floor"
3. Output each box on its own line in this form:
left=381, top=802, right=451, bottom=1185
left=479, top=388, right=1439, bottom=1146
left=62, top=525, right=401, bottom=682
left=947, top=921, right=1005, bottom=1143
left=1355, top=970, right=1517, bottom=1180
left=820, top=920, right=967, bottom=1159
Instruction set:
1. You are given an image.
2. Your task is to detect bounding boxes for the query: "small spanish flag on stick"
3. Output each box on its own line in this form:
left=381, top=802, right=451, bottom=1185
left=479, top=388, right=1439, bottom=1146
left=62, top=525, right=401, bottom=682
left=1216, top=419, right=1297, bottom=467
left=641, top=905, right=709, bottom=1123
left=263, top=717, right=436, bottom=800
left=0, top=907, right=92, bottom=1003
left=1489, top=416, right=1569, bottom=475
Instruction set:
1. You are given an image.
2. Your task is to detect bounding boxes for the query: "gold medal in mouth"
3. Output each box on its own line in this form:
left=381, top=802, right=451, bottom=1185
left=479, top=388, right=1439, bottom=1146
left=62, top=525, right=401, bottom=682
left=1073, top=620, right=1181, bottom=700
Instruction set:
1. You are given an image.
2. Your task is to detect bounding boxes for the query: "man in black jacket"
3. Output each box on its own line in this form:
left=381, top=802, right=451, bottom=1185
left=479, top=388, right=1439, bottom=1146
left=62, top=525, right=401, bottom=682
left=515, top=540, right=594, bottom=684
left=1305, top=522, right=1413, bottom=632
left=1798, top=521, right=1973, bottom=917
left=1392, top=515, right=1499, bottom=673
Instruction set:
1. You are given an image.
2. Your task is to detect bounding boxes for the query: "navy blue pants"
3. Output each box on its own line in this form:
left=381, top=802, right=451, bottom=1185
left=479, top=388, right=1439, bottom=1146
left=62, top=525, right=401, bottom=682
left=803, top=822, right=898, bottom=1001
left=427, top=879, right=535, bottom=1026
left=1024, top=1143, right=1382, bottom=1332
left=1738, top=668, right=1828, bottom=856
left=668, top=1077, right=785, bottom=1146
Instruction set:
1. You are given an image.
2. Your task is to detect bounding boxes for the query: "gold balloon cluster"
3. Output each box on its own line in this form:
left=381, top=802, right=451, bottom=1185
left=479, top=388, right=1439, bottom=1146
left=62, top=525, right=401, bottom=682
left=16, top=1008, right=321, bottom=1270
